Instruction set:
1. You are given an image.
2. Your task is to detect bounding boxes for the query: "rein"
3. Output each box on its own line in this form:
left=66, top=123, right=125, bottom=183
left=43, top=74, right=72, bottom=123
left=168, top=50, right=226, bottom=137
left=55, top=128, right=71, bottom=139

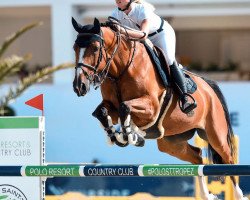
left=101, top=20, right=138, bottom=103
left=106, top=39, right=137, bottom=103
left=103, top=17, right=138, bottom=81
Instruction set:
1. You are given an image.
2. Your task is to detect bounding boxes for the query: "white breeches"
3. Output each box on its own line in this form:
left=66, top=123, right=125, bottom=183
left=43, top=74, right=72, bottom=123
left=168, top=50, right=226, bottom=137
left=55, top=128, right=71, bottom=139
left=149, top=21, right=176, bottom=66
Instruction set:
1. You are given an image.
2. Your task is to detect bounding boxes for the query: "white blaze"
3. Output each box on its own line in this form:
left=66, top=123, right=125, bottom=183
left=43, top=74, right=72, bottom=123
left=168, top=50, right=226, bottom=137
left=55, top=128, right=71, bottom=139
left=76, top=48, right=86, bottom=77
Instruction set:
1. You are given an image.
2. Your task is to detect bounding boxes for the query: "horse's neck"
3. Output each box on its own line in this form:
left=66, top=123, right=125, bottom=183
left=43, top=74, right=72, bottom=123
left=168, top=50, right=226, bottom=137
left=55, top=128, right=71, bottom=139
left=114, top=39, right=134, bottom=70
left=102, top=27, right=154, bottom=81
left=102, top=27, right=136, bottom=77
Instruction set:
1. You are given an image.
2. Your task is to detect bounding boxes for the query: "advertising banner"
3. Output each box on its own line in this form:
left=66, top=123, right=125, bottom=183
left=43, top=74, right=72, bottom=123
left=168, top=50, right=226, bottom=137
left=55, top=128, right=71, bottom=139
left=0, top=117, right=45, bottom=199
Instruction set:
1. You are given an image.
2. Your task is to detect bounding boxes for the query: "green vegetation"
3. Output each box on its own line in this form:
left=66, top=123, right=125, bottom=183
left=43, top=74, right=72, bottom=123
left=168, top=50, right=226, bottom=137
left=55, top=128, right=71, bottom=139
left=0, top=22, right=74, bottom=115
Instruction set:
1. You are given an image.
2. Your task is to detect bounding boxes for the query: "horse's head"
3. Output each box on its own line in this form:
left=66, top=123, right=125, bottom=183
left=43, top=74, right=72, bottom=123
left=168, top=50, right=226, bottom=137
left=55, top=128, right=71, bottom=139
left=72, top=17, right=106, bottom=97
left=72, top=17, right=137, bottom=97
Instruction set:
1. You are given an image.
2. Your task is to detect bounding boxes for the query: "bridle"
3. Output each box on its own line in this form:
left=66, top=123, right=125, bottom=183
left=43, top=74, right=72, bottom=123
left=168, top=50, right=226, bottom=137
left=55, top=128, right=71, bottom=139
left=75, top=29, right=121, bottom=89
left=76, top=33, right=104, bottom=74
left=74, top=19, right=138, bottom=91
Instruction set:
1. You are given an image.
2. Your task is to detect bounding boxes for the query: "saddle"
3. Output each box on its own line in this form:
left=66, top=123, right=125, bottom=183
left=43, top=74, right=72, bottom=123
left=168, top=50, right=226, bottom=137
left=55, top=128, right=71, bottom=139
left=143, top=41, right=197, bottom=94
left=140, top=42, right=197, bottom=139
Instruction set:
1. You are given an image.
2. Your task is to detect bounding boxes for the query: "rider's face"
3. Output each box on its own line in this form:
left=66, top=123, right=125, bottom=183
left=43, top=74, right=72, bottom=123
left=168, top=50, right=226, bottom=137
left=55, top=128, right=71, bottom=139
left=115, top=0, right=130, bottom=10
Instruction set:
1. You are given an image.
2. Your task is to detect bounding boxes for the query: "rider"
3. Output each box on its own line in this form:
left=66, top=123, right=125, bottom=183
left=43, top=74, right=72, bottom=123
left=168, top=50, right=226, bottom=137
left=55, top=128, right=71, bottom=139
left=111, top=0, right=197, bottom=114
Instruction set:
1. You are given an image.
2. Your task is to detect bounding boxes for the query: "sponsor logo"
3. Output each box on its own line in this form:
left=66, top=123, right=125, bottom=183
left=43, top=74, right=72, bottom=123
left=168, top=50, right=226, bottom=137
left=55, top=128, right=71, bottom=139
left=0, top=184, right=27, bottom=200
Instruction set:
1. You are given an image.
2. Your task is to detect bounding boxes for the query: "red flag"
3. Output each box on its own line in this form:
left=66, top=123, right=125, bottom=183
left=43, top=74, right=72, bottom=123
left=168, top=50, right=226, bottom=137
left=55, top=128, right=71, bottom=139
left=25, top=94, right=44, bottom=115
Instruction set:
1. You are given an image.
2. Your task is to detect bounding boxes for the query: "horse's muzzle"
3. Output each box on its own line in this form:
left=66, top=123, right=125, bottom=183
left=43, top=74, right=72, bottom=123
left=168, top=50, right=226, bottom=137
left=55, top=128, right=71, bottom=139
left=73, top=77, right=90, bottom=97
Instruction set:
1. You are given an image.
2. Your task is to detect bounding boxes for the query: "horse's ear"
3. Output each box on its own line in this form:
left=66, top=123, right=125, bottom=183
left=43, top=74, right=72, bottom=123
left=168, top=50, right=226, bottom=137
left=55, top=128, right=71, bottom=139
left=93, top=18, right=101, bottom=33
left=72, top=17, right=83, bottom=33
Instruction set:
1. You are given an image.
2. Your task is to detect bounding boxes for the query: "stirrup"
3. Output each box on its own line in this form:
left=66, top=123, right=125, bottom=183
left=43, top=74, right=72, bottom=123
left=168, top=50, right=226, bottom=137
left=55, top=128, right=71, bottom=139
left=178, top=93, right=197, bottom=114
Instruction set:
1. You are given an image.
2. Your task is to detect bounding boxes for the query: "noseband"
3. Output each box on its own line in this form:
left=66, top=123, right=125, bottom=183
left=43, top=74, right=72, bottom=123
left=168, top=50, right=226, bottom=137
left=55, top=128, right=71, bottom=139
left=75, top=30, right=121, bottom=88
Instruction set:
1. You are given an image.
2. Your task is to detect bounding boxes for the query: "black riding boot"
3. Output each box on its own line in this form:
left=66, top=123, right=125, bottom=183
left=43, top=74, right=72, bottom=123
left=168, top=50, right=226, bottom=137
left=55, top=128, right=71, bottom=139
left=170, top=61, right=197, bottom=114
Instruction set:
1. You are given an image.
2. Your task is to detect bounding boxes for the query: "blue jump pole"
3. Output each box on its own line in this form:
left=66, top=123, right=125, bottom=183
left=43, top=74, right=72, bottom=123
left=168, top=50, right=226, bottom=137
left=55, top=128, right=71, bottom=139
left=202, top=165, right=250, bottom=176
left=0, top=165, right=250, bottom=177
left=0, top=166, right=22, bottom=176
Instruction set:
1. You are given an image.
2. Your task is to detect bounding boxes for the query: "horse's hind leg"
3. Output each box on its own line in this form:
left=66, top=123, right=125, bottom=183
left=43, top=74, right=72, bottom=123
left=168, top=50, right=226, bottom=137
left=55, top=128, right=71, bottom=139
left=158, top=136, right=203, bottom=164
left=205, top=123, right=248, bottom=199
left=230, top=176, right=249, bottom=200
left=158, top=135, right=219, bottom=200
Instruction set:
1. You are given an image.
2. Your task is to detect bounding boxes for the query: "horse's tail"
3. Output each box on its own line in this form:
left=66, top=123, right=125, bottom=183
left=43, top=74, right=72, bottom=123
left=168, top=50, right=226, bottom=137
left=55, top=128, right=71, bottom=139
left=201, top=77, right=236, bottom=164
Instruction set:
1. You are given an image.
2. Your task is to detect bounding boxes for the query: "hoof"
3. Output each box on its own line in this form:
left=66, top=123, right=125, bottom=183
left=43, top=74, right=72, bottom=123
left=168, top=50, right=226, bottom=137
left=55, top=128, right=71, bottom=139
left=107, top=134, right=128, bottom=147
left=115, top=141, right=129, bottom=147
left=128, top=133, right=145, bottom=147
left=115, top=132, right=128, bottom=145
left=236, top=197, right=249, bottom=200
left=135, top=134, right=145, bottom=147
left=201, top=194, right=220, bottom=200
left=234, top=196, right=249, bottom=200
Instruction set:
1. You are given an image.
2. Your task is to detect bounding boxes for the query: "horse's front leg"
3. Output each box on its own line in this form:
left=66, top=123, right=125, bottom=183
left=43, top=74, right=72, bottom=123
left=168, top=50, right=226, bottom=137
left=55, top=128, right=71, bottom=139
left=118, top=96, right=157, bottom=147
left=92, top=101, right=128, bottom=147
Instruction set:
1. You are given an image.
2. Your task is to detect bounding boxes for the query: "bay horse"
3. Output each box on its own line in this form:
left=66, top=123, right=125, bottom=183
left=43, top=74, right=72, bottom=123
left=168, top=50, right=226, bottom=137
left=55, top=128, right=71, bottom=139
left=72, top=17, right=248, bottom=200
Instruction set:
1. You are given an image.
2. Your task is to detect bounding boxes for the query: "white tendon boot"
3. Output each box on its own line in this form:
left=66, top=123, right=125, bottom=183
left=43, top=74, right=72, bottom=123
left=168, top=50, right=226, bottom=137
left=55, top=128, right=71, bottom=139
left=114, top=118, right=128, bottom=145
left=115, top=117, right=145, bottom=147
left=99, top=115, right=118, bottom=146
left=99, top=122, right=114, bottom=146
left=233, top=183, right=249, bottom=200
left=115, top=131, right=128, bottom=145
left=122, top=115, right=138, bottom=145
left=198, top=176, right=220, bottom=200
left=127, top=132, right=138, bottom=146
left=123, top=115, right=136, bottom=145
